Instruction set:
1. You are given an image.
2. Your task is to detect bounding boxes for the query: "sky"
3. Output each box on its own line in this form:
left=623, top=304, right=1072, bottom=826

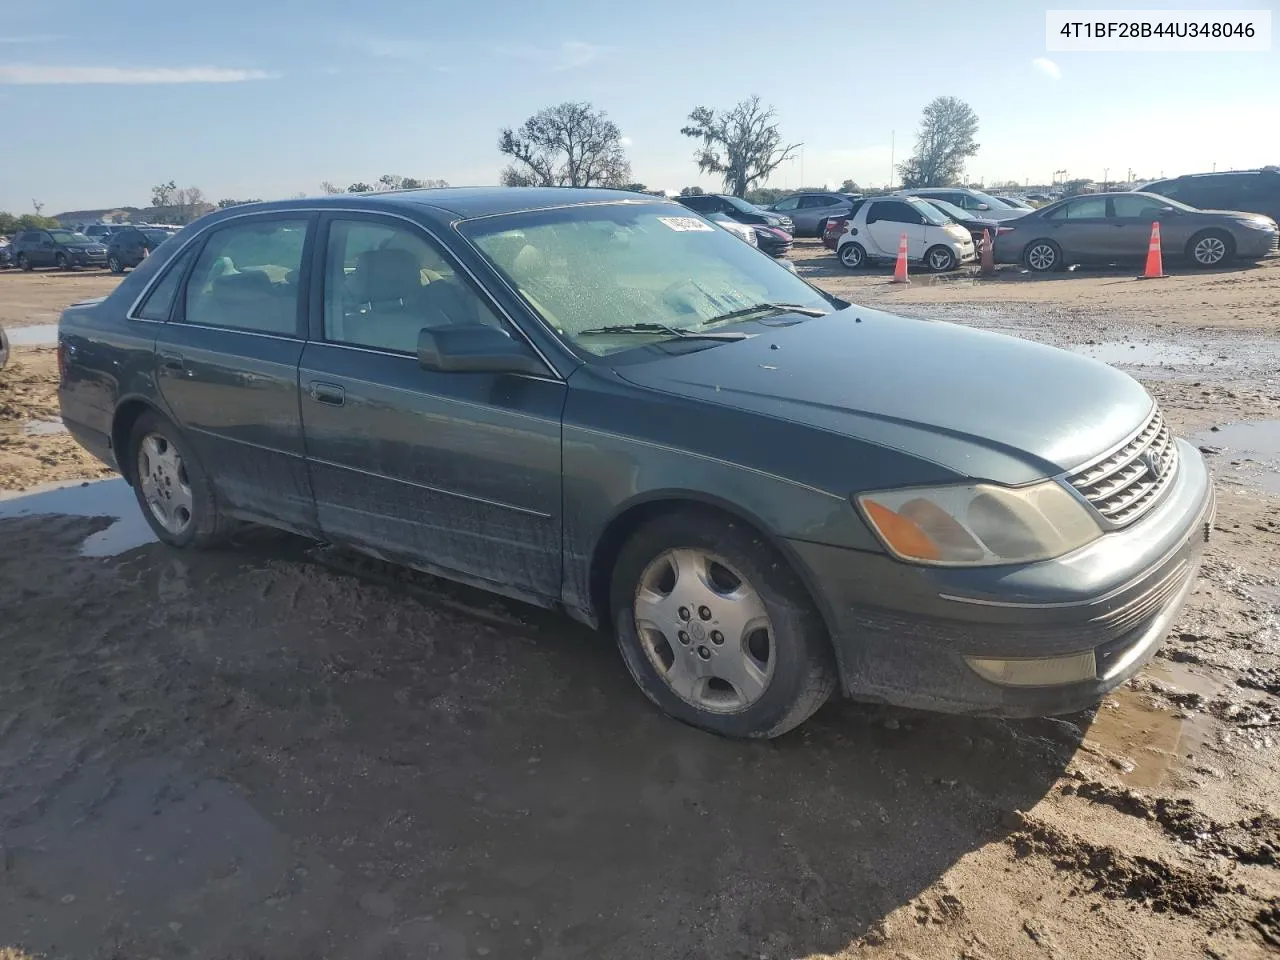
left=1, top=0, right=1277, bottom=214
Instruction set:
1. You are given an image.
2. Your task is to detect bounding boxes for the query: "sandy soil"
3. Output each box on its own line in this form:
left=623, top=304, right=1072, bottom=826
left=1, top=248, right=1279, bottom=959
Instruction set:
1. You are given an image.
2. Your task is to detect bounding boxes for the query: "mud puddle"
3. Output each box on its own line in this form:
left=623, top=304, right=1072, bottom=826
left=1068, top=340, right=1213, bottom=368
left=5, top=323, right=58, bottom=347
left=0, top=477, right=155, bottom=556
left=1195, top=420, right=1280, bottom=495
left=1082, top=661, right=1224, bottom=789
left=21, top=416, right=66, bottom=436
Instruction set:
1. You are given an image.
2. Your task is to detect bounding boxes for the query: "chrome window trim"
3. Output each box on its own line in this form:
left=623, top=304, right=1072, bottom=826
left=125, top=206, right=562, bottom=380
left=301, top=338, right=562, bottom=385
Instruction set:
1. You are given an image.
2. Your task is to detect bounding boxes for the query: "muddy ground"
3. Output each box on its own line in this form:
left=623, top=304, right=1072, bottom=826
left=1, top=252, right=1278, bottom=959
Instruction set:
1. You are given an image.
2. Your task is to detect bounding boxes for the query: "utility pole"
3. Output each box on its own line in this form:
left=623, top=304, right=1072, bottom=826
left=1103, top=167, right=1109, bottom=190
left=889, top=130, right=895, bottom=189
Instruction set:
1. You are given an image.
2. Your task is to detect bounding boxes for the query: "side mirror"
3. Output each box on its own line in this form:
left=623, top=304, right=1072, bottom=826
left=975, top=203, right=990, bottom=211
left=417, top=325, right=546, bottom=375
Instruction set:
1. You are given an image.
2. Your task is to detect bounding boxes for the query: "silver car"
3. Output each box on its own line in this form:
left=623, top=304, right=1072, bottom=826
left=766, top=192, right=860, bottom=237
left=894, top=188, right=1027, bottom=222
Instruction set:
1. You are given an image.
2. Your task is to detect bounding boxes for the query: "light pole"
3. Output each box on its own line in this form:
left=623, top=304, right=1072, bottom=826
left=797, top=142, right=805, bottom=188
left=1103, top=167, right=1109, bottom=190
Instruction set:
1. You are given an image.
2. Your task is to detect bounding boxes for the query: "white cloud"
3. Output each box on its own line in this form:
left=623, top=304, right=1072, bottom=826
left=0, top=65, right=276, bottom=84
left=619, top=136, right=633, bottom=147
left=495, top=40, right=605, bottom=72
left=0, top=34, right=64, bottom=44
left=1032, top=57, right=1061, bottom=80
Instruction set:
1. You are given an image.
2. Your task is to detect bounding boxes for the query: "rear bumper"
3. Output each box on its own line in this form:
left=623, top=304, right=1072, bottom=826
left=788, top=439, right=1214, bottom=717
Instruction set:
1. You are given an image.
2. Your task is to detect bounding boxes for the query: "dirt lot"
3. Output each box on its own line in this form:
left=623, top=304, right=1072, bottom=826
left=1, top=253, right=1278, bottom=959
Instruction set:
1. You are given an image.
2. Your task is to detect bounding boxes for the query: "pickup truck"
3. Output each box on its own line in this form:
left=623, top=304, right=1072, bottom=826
left=834, top=195, right=976, bottom=272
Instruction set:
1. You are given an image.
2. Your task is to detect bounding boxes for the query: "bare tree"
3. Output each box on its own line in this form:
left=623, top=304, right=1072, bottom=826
left=680, top=96, right=799, bottom=197
left=498, top=102, right=631, bottom=188
left=31, top=198, right=44, bottom=216
left=897, top=96, right=980, bottom=188
left=377, top=174, right=404, bottom=191
left=151, top=180, right=177, bottom=208
left=319, top=181, right=343, bottom=195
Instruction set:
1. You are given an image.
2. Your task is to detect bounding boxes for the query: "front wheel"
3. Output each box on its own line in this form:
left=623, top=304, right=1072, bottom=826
left=129, top=410, right=228, bottom=548
left=610, top=511, right=836, bottom=739
left=1024, top=239, right=1062, bottom=272
left=925, top=245, right=958, bottom=272
left=1187, top=229, right=1233, bottom=268
left=17, top=254, right=31, bottom=272
left=838, top=242, right=866, bottom=269
left=55, top=253, right=70, bottom=271
left=107, top=254, right=124, bottom=274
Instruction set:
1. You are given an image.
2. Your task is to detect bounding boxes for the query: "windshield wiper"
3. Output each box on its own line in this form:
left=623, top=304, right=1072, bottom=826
left=701, top=302, right=829, bottom=327
left=576, top=322, right=750, bottom=341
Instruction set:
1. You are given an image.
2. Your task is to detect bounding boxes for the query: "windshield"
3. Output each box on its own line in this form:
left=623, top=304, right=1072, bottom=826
left=461, top=202, right=831, bottom=357
left=965, top=190, right=1015, bottom=209
left=1140, top=192, right=1196, bottom=212
left=143, top=229, right=173, bottom=244
left=923, top=198, right=968, bottom=221
left=721, top=195, right=768, bottom=215
left=906, top=198, right=951, bottom=226
left=49, top=230, right=94, bottom=245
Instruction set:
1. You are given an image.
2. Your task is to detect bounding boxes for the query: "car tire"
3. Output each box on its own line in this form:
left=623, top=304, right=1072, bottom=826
left=609, top=510, right=836, bottom=739
left=1187, top=229, right=1234, bottom=268
left=838, top=242, right=866, bottom=269
left=107, top=255, right=124, bottom=274
left=55, top=253, right=70, bottom=271
left=0, top=326, right=9, bottom=371
left=925, top=245, right=958, bottom=273
left=17, top=254, right=31, bottom=272
left=1023, top=239, right=1062, bottom=272
left=128, top=410, right=229, bottom=549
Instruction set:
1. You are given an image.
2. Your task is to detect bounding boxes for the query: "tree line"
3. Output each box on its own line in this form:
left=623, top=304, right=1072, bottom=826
left=496, top=95, right=981, bottom=197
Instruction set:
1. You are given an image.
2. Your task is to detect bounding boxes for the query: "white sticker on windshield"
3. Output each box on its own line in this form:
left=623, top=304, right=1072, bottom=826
left=657, top=216, right=715, bottom=232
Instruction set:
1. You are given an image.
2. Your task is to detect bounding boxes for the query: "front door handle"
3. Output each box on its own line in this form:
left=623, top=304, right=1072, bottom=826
left=309, top=381, right=345, bottom=406
left=159, top=351, right=185, bottom=372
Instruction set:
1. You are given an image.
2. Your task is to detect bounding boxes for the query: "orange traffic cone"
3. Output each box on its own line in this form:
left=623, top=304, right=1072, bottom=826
left=892, top=232, right=910, bottom=283
left=1140, top=221, right=1166, bottom=279
left=980, top=228, right=994, bottom=275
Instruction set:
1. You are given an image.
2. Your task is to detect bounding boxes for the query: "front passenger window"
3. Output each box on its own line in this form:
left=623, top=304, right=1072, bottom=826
left=323, top=219, right=504, bottom=354
left=184, top=219, right=307, bottom=335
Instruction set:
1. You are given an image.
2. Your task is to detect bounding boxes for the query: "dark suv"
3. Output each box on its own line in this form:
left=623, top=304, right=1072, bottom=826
left=11, top=228, right=108, bottom=271
left=106, top=226, right=176, bottom=273
left=1140, top=168, right=1280, bottom=223
left=675, top=194, right=795, bottom=234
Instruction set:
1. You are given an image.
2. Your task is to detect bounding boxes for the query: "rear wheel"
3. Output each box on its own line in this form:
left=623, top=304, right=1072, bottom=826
left=610, top=510, right=836, bottom=739
left=107, top=254, right=124, bottom=274
left=838, top=242, right=866, bottom=269
left=1024, top=239, right=1061, bottom=272
left=17, top=254, right=31, bottom=272
left=55, top=252, right=70, bottom=271
left=925, top=245, right=958, bottom=272
left=1187, top=229, right=1233, bottom=268
left=128, top=410, right=228, bottom=549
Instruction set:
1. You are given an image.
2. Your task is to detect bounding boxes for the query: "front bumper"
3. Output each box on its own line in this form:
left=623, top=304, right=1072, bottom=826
left=1237, top=229, right=1278, bottom=259
left=70, top=252, right=108, bottom=268
left=788, top=439, right=1214, bottom=717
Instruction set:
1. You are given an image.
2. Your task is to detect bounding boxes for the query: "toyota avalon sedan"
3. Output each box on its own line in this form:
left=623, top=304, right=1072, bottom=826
left=57, top=188, right=1214, bottom=739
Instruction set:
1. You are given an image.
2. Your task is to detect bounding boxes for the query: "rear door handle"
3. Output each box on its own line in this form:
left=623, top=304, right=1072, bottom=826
left=309, top=381, right=345, bottom=406
left=159, top=351, right=185, bottom=372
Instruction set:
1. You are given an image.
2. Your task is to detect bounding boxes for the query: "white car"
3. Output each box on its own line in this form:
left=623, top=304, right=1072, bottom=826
left=835, top=195, right=976, bottom=272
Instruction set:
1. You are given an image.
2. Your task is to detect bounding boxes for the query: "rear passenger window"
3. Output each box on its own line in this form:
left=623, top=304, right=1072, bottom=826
left=135, top=248, right=196, bottom=321
left=323, top=219, right=504, bottom=354
left=183, top=219, right=307, bottom=335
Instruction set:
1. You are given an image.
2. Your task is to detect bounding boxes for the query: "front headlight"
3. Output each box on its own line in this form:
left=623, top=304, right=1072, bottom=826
left=945, top=224, right=969, bottom=240
left=857, top=481, right=1102, bottom=566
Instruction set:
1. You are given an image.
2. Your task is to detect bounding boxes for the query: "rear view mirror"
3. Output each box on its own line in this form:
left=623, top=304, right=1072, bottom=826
left=417, top=325, right=546, bottom=375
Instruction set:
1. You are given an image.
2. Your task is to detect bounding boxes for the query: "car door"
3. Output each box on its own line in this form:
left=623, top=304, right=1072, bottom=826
left=1107, top=194, right=1189, bottom=259
left=864, top=200, right=927, bottom=258
left=1041, top=196, right=1108, bottom=261
left=297, top=212, right=566, bottom=601
left=153, top=213, right=318, bottom=533
left=32, top=231, right=57, bottom=267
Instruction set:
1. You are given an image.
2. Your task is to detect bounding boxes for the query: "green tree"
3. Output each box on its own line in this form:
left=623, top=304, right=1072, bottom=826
left=18, top=213, right=59, bottom=229
left=217, top=198, right=262, bottom=209
left=680, top=96, right=799, bottom=198
left=152, top=180, right=177, bottom=207
left=839, top=178, right=861, bottom=193
left=897, top=96, right=980, bottom=188
left=348, top=182, right=374, bottom=193
left=498, top=102, right=631, bottom=188
left=678, top=186, right=704, bottom=196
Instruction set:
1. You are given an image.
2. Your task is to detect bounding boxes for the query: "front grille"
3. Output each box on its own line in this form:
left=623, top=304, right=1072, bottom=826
left=1268, top=234, right=1279, bottom=255
left=1068, top=406, right=1179, bottom=526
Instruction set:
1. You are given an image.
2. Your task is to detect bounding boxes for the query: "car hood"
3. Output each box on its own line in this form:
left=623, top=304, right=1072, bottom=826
left=613, top=307, right=1153, bottom=486
left=979, top=207, right=1030, bottom=221
left=1197, top=208, right=1276, bottom=222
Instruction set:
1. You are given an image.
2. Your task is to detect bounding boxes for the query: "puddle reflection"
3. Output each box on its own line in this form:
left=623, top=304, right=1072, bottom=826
left=0, top=478, right=156, bottom=556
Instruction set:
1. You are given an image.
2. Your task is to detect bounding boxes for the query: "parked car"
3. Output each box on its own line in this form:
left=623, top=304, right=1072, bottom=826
left=1139, top=168, right=1280, bottom=224
left=0, top=237, right=11, bottom=269
left=994, top=195, right=1035, bottom=210
left=764, top=192, right=860, bottom=237
left=0, top=326, right=8, bottom=370
left=917, top=197, right=1003, bottom=247
left=993, top=191, right=1279, bottom=272
left=835, top=195, right=976, bottom=271
left=106, top=226, right=176, bottom=273
left=10, top=228, right=108, bottom=270
left=58, top=187, right=1212, bottom=739
left=675, top=194, right=795, bottom=234
left=894, top=188, right=1028, bottom=222
left=81, top=224, right=125, bottom=241
left=821, top=199, right=868, bottom=250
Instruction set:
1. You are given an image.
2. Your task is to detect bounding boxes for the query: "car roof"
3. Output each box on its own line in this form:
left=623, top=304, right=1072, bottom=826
left=200, top=187, right=675, bottom=224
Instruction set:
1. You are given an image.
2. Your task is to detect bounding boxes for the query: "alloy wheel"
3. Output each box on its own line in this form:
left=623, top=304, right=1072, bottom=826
left=1027, top=243, right=1057, bottom=271
left=137, top=433, right=194, bottom=535
left=1193, top=235, right=1227, bottom=266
